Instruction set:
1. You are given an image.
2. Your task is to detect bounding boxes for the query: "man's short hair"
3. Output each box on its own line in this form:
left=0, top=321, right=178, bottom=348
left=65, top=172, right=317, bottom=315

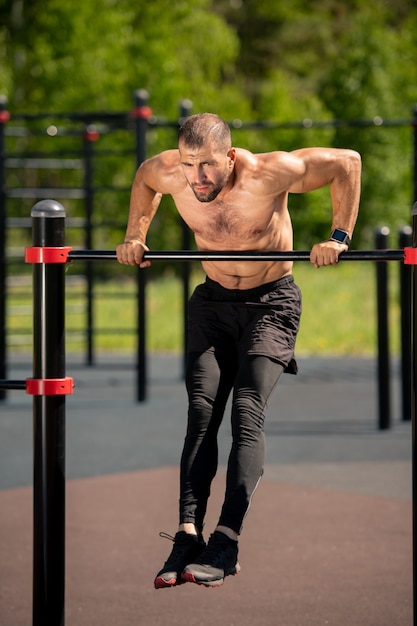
left=178, top=113, right=231, bottom=150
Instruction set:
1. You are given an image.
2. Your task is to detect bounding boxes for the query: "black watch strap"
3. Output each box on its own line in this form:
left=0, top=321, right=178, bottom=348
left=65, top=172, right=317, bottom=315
left=330, top=228, right=351, bottom=246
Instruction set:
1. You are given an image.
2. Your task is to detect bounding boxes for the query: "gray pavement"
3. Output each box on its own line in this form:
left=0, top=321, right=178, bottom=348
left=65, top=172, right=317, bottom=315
left=0, top=352, right=412, bottom=500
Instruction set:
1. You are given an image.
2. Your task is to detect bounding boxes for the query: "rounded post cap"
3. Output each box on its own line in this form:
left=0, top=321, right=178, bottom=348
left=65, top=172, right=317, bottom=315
left=31, top=199, right=66, bottom=218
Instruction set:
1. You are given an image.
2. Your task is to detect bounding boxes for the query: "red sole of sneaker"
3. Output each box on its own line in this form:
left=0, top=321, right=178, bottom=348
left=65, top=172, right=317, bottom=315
left=181, top=571, right=224, bottom=587
left=154, top=576, right=185, bottom=589
left=181, top=564, right=241, bottom=588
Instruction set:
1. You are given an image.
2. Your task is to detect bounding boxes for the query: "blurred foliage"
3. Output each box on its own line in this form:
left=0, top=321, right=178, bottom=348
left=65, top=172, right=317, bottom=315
left=1, top=0, right=417, bottom=271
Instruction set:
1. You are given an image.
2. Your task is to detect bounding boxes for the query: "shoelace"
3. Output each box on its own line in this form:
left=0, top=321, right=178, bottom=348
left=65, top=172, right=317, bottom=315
left=159, top=531, right=200, bottom=569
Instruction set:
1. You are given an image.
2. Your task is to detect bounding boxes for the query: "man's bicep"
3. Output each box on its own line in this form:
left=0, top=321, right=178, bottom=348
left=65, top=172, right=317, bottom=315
left=287, top=148, right=338, bottom=194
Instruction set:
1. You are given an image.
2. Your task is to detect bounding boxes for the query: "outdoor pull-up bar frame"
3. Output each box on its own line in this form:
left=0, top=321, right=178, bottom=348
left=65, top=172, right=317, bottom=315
left=0, top=199, right=416, bottom=626
left=68, top=248, right=407, bottom=262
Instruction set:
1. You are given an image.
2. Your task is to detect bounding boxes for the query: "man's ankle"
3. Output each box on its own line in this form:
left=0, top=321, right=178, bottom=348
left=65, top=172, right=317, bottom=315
left=179, top=522, right=198, bottom=536
left=215, top=525, right=238, bottom=541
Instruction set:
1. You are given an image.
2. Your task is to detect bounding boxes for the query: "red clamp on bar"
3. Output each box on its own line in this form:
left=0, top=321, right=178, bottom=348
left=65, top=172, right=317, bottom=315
left=25, top=246, right=72, bottom=264
left=0, top=110, right=10, bottom=124
left=404, top=247, right=417, bottom=265
left=131, top=105, right=153, bottom=120
left=84, top=128, right=100, bottom=142
left=26, top=377, right=74, bottom=396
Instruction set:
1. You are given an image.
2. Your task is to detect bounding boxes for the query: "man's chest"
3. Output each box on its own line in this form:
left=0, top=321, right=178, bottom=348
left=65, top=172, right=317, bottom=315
left=175, top=192, right=282, bottom=242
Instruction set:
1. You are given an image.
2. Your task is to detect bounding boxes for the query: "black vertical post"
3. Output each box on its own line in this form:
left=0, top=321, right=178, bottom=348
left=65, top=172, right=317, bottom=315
left=410, top=106, right=417, bottom=626
left=413, top=106, right=417, bottom=205
left=133, top=90, right=151, bottom=401
left=83, top=125, right=99, bottom=366
left=179, top=99, right=193, bottom=378
left=0, top=95, right=9, bottom=401
left=375, top=227, right=391, bottom=430
left=31, top=200, right=67, bottom=626
left=411, top=107, right=417, bottom=626
left=411, top=202, right=417, bottom=626
left=399, top=226, right=412, bottom=422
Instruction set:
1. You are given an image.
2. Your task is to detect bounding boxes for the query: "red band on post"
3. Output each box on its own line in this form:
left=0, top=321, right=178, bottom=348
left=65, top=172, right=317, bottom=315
left=26, top=377, right=74, bottom=396
left=0, top=110, right=10, bottom=123
left=404, top=247, right=417, bottom=265
left=84, top=129, right=100, bottom=142
left=25, top=246, right=72, bottom=264
left=131, top=106, right=153, bottom=120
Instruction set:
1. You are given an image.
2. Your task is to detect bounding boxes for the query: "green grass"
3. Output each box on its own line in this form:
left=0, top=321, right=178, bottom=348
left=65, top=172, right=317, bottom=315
left=7, top=262, right=402, bottom=355
left=294, top=262, right=400, bottom=355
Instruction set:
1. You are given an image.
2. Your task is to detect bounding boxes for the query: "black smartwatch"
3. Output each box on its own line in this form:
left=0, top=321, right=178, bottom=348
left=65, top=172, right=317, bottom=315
left=330, top=228, right=351, bottom=246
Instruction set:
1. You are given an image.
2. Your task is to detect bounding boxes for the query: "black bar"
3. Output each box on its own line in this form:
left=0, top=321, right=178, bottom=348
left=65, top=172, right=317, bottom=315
left=5, top=110, right=413, bottom=129
left=31, top=199, right=66, bottom=626
left=0, top=379, right=26, bottom=390
left=83, top=126, right=96, bottom=367
left=6, top=188, right=86, bottom=199
left=399, top=226, right=413, bottom=421
left=181, top=221, right=191, bottom=379
left=179, top=99, right=193, bottom=379
left=375, top=228, right=391, bottom=430
left=133, top=90, right=150, bottom=402
left=414, top=106, right=417, bottom=208
left=137, top=269, right=146, bottom=402
left=412, top=201, right=417, bottom=626
left=68, top=249, right=405, bottom=263
left=0, top=96, right=8, bottom=401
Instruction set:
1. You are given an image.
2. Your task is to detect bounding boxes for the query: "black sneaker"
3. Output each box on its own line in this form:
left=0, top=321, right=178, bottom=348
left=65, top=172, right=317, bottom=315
left=181, top=530, right=241, bottom=587
left=154, top=531, right=206, bottom=589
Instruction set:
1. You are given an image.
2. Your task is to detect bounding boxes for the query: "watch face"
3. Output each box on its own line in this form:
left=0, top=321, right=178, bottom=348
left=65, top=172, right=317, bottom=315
left=331, top=229, right=350, bottom=244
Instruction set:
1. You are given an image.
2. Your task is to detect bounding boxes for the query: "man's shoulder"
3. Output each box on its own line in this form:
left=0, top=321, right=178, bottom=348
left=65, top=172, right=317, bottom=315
left=144, top=149, right=182, bottom=179
left=236, top=147, right=298, bottom=165
left=147, top=149, right=181, bottom=169
left=140, top=149, right=185, bottom=193
left=235, top=147, right=301, bottom=177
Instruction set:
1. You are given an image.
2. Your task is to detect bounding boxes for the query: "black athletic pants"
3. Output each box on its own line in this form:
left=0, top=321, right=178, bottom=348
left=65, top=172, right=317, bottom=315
left=180, top=350, right=284, bottom=534
left=179, top=275, right=301, bottom=535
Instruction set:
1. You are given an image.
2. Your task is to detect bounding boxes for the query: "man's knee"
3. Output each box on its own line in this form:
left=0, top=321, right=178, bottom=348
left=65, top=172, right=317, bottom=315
left=232, top=389, right=266, bottom=432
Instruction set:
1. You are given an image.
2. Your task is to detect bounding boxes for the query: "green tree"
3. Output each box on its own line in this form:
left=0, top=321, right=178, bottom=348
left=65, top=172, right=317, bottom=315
left=1, top=0, right=243, bottom=114
left=212, top=0, right=417, bottom=246
left=318, top=7, right=417, bottom=243
left=1, top=0, right=417, bottom=253
left=0, top=0, right=248, bottom=264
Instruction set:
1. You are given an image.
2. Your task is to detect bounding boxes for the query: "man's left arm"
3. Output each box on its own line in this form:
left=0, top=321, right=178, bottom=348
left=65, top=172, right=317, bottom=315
left=289, top=147, right=362, bottom=268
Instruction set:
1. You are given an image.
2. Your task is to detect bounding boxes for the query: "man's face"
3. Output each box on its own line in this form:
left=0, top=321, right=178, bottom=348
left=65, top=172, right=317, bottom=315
left=179, top=140, right=235, bottom=202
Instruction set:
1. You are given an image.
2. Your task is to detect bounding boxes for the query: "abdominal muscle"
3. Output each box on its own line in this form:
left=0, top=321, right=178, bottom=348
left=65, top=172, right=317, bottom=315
left=195, top=227, right=294, bottom=290
left=201, top=259, right=293, bottom=290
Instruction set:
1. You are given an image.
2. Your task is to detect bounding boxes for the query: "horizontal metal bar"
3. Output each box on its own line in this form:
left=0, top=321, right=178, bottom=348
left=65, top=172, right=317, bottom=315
left=0, top=380, right=27, bottom=391
left=6, top=188, right=86, bottom=199
left=68, top=249, right=406, bottom=263
left=7, top=217, right=87, bottom=228
left=6, top=158, right=83, bottom=169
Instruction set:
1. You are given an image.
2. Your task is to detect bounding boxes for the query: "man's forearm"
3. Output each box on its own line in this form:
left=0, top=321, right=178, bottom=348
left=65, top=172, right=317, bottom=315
left=330, top=151, right=361, bottom=236
left=124, top=176, right=162, bottom=242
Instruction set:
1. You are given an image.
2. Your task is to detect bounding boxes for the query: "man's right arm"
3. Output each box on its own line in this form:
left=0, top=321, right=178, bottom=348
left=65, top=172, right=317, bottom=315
left=116, top=159, right=163, bottom=267
left=117, top=150, right=182, bottom=267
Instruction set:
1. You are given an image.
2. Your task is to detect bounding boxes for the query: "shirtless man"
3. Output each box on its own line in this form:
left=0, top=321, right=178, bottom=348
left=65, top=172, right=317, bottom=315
left=116, top=113, right=361, bottom=589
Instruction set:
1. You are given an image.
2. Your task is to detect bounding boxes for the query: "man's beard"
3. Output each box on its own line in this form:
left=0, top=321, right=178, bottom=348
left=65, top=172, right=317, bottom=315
left=190, top=169, right=230, bottom=202
left=191, top=182, right=223, bottom=202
